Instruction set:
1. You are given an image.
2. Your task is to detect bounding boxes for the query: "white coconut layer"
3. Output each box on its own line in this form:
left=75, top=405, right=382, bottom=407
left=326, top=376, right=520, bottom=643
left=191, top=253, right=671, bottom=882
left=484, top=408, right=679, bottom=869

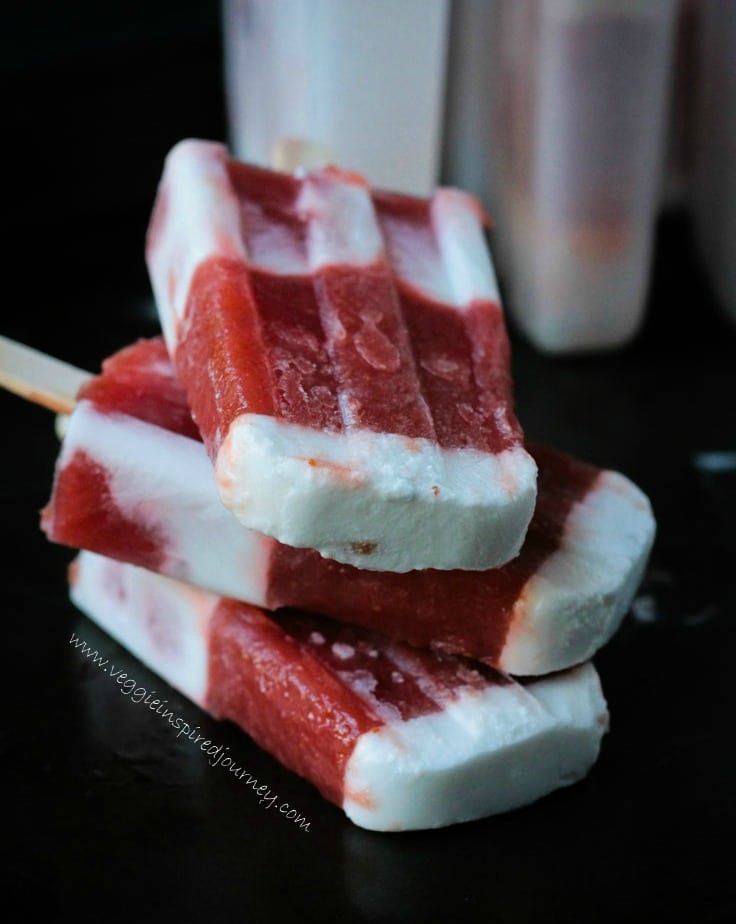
left=502, top=468, right=656, bottom=674
left=70, top=551, right=214, bottom=706
left=215, top=413, right=537, bottom=571
left=343, top=662, right=606, bottom=831
left=58, top=401, right=272, bottom=604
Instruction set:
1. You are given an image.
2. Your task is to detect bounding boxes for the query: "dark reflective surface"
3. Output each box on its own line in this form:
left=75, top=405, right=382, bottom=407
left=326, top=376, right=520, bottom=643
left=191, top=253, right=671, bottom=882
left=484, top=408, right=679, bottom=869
left=3, top=9, right=736, bottom=918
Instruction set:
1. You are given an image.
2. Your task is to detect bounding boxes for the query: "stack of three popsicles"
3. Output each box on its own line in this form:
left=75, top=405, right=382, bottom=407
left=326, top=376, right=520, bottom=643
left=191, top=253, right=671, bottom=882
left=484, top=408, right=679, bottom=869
left=42, top=140, right=656, bottom=831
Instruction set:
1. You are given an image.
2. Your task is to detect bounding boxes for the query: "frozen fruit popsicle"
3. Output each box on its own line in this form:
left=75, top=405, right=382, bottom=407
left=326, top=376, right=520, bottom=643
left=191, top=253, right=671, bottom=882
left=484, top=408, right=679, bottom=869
left=70, top=551, right=609, bottom=832
left=145, top=139, right=537, bottom=572
left=42, top=338, right=655, bottom=675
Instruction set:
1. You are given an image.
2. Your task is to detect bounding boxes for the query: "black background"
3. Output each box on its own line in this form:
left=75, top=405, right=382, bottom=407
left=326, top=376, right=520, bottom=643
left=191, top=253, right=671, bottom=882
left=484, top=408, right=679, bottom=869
left=2, top=4, right=735, bottom=921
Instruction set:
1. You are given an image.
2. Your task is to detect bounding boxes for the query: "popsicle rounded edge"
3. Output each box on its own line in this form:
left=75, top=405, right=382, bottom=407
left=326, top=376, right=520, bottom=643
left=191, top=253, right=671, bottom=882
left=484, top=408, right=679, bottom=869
left=499, top=468, right=656, bottom=674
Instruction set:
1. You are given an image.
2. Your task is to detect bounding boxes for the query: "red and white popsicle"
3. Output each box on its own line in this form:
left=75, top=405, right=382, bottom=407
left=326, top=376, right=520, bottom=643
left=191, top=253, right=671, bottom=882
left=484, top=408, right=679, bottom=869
left=42, top=338, right=655, bottom=676
left=70, top=551, right=609, bottom=832
left=145, top=139, right=537, bottom=572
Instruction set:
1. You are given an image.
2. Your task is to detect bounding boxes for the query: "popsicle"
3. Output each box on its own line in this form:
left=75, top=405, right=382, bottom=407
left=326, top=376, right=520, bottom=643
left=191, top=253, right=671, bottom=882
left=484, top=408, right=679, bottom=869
left=70, top=551, right=609, bottom=832
left=42, top=338, right=655, bottom=675
left=145, top=139, right=537, bottom=572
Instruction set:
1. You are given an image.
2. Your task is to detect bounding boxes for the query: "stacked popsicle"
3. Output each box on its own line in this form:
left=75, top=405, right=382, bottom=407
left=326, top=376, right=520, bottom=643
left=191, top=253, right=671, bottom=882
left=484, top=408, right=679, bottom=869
left=44, top=140, right=655, bottom=831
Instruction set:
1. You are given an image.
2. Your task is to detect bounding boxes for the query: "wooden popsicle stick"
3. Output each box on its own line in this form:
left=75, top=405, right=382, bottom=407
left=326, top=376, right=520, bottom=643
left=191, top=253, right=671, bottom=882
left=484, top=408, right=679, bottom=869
left=271, top=136, right=335, bottom=173
left=0, top=335, right=91, bottom=415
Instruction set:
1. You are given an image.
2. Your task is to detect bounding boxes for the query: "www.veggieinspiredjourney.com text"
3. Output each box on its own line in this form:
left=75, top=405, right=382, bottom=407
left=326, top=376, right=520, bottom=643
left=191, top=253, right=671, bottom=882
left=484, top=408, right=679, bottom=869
left=69, top=631, right=311, bottom=831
